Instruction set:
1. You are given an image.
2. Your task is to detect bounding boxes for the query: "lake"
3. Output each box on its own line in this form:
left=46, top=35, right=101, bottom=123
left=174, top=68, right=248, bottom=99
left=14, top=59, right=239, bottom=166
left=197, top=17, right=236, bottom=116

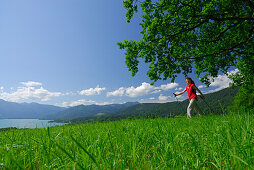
left=0, top=119, right=66, bottom=129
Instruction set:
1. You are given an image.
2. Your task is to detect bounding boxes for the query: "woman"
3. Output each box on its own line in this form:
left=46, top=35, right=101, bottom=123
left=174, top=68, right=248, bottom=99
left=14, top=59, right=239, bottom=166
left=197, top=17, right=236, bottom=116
left=174, top=77, right=205, bottom=118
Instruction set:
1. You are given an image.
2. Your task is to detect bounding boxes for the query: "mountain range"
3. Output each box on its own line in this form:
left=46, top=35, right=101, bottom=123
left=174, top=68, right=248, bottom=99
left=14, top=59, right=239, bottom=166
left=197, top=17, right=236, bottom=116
left=0, top=87, right=239, bottom=121
left=0, top=100, right=64, bottom=119
left=43, top=102, right=139, bottom=120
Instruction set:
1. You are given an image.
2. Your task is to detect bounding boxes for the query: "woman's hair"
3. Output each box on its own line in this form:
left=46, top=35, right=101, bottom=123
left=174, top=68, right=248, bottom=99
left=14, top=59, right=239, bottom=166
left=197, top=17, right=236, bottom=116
left=185, top=77, right=195, bottom=84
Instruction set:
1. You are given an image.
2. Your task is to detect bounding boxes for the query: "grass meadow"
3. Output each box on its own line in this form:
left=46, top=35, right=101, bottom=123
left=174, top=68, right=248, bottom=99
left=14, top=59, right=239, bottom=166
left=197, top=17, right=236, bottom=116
left=0, top=113, right=253, bottom=169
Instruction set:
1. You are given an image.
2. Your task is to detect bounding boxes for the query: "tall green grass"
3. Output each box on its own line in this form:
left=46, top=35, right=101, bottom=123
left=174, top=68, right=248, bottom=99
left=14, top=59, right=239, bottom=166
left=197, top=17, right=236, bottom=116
left=0, top=113, right=253, bottom=169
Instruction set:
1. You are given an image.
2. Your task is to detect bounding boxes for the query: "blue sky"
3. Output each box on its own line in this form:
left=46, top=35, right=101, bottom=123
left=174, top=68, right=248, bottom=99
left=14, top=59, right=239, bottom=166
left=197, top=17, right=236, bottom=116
left=0, top=0, right=237, bottom=107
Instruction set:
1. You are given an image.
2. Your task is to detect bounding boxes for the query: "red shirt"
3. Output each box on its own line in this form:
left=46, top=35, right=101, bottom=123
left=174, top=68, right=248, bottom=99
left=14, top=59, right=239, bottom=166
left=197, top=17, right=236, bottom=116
left=186, top=84, right=198, bottom=100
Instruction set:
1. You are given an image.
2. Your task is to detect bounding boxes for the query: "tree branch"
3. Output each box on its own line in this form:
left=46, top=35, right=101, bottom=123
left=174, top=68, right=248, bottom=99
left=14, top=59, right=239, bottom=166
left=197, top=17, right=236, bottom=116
left=170, top=19, right=208, bottom=37
left=170, top=26, right=254, bottom=60
left=180, top=0, right=198, bottom=16
left=199, top=15, right=254, bottom=21
left=234, top=49, right=254, bottom=56
left=198, top=21, right=242, bottom=43
left=202, top=26, right=254, bottom=57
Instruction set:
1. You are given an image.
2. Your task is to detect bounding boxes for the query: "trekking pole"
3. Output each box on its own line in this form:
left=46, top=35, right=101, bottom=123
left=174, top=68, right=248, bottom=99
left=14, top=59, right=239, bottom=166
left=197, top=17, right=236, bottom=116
left=200, top=97, right=213, bottom=114
left=173, top=93, right=180, bottom=104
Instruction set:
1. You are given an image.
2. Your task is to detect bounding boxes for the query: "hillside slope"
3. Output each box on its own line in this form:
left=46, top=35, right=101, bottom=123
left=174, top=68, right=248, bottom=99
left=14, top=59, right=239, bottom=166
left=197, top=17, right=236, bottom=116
left=115, top=87, right=239, bottom=116
left=70, top=87, right=239, bottom=123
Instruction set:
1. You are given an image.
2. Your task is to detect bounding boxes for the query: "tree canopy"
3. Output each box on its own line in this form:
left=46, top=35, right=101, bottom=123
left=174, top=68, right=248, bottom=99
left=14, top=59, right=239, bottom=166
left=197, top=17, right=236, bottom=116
left=117, top=0, right=254, bottom=86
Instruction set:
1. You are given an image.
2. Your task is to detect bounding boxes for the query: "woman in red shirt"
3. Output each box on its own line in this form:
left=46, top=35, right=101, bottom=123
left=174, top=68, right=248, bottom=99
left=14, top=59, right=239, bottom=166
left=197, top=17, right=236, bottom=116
left=174, top=77, right=205, bottom=118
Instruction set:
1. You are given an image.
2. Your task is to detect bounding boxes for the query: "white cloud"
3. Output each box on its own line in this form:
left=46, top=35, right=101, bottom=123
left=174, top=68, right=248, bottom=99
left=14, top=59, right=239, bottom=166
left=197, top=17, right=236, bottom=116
left=158, top=94, right=169, bottom=101
left=60, top=102, right=69, bottom=107
left=80, top=85, right=106, bottom=96
left=151, top=90, right=161, bottom=94
left=20, top=81, right=42, bottom=87
left=61, top=99, right=113, bottom=107
left=198, top=85, right=205, bottom=89
left=228, top=69, right=239, bottom=75
left=107, top=87, right=125, bottom=97
left=208, top=69, right=239, bottom=93
left=139, top=93, right=179, bottom=103
left=175, top=87, right=183, bottom=91
left=107, top=82, right=179, bottom=98
left=125, top=82, right=154, bottom=97
left=64, top=92, right=76, bottom=96
left=96, top=101, right=113, bottom=105
left=158, top=83, right=178, bottom=91
left=0, top=84, right=62, bottom=102
left=69, top=99, right=96, bottom=107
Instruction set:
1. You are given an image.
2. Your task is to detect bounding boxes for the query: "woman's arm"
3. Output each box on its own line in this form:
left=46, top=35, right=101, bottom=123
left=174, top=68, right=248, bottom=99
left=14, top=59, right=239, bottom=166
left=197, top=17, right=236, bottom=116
left=174, top=89, right=186, bottom=96
left=193, top=85, right=205, bottom=99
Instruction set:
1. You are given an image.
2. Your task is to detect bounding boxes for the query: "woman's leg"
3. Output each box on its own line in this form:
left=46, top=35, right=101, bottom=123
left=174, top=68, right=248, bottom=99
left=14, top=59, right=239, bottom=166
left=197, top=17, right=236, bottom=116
left=193, top=102, right=203, bottom=116
left=187, top=99, right=196, bottom=118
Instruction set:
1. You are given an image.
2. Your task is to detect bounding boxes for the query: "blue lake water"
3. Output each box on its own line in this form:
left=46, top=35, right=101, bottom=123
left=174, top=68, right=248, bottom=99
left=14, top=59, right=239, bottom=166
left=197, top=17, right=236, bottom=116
left=0, top=119, right=66, bottom=129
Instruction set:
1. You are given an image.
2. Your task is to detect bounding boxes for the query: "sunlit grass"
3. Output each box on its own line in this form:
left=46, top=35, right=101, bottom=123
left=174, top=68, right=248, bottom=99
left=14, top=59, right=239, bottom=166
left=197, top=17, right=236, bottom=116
left=0, top=112, right=253, bottom=169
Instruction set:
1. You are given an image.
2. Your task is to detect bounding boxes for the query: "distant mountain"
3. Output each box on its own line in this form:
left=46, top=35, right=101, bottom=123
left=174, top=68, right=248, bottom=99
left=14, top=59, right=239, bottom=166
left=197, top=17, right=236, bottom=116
left=69, top=87, right=239, bottom=123
left=0, top=100, right=64, bottom=119
left=44, top=102, right=139, bottom=120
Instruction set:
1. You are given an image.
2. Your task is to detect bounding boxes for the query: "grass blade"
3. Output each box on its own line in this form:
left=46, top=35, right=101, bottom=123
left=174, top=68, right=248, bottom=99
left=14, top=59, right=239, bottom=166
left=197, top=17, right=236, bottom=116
left=54, top=142, right=85, bottom=170
left=70, top=135, right=101, bottom=170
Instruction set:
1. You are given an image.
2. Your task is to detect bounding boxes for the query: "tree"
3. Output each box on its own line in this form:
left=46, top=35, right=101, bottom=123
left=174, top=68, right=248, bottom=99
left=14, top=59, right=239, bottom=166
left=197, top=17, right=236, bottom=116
left=228, top=56, right=254, bottom=112
left=117, top=0, right=254, bottom=86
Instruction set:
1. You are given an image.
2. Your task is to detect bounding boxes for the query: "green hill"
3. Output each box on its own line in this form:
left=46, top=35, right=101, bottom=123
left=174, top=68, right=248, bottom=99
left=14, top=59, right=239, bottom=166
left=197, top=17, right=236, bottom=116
left=116, top=87, right=239, bottom=116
